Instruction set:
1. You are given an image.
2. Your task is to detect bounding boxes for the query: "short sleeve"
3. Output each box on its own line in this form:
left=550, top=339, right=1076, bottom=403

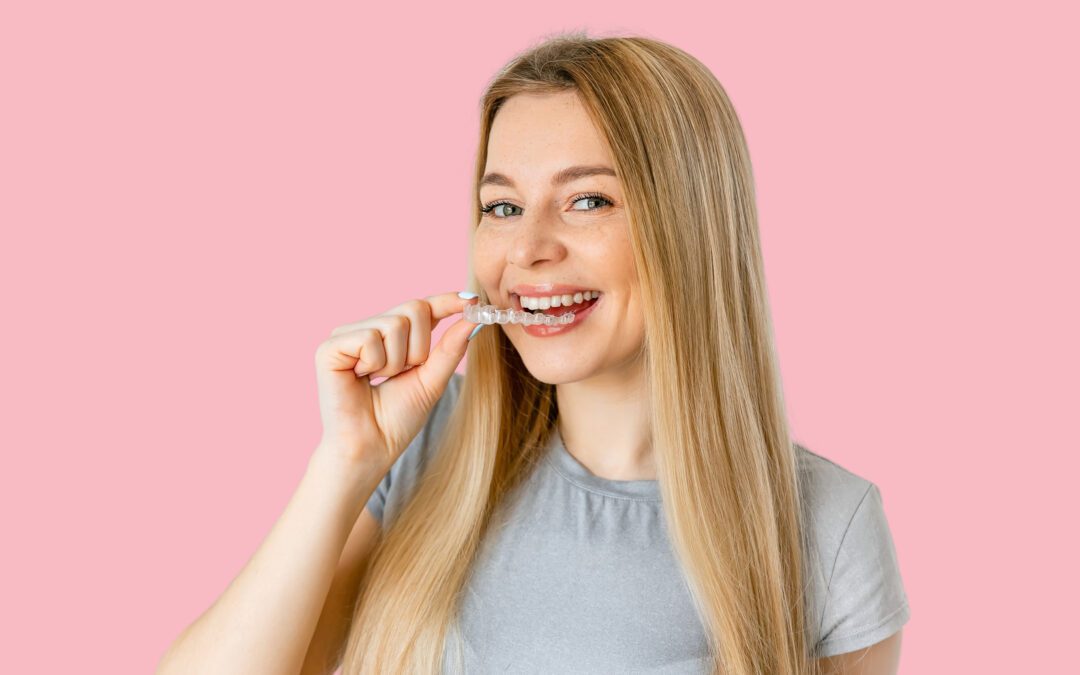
left=363, top=372, right=464, bottom=527
left=815, top=483, right=911, bottom=657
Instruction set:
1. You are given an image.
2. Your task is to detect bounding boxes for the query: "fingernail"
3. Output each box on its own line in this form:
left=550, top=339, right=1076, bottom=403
left=458, top=291, right=479, bottom=299
left=467, top=323, right=485, bottom=341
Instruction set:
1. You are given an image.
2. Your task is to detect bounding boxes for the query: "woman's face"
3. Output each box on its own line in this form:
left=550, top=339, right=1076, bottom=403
left=472, top=91, right=645, bottom=384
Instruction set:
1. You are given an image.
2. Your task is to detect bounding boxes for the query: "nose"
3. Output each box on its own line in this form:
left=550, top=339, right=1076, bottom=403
left=506, top=207, right=567, bottom=269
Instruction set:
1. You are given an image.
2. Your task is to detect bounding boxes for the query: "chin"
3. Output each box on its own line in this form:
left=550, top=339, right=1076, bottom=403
left=518, top=358, right=597, bottom=386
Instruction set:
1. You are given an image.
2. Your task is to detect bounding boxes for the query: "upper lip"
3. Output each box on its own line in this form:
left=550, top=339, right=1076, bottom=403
left=509, top=283, right=599, bottom=297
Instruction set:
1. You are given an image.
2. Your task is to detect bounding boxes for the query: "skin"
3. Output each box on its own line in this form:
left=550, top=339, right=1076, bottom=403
left=819, top=630, right=903, bottom=674
left=472, top=90, right=903, bottom=674
left=473, top=90, right=655, bottom=480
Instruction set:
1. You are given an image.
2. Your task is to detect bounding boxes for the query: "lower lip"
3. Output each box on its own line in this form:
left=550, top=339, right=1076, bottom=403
left=519, top=295, right=602, bottom=337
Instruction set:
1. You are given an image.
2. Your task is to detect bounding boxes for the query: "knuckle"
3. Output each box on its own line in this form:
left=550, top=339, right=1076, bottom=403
left=362, top=328, right=381, bottom=347
left=329, top=322, right=357, bottom=338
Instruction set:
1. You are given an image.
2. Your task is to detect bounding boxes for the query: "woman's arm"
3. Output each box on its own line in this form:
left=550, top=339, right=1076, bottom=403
left=298, top=506, right=381, bottom=674
left=818, top=629, right=904, bottom=675
left=156, top=449, right=383, bottom=675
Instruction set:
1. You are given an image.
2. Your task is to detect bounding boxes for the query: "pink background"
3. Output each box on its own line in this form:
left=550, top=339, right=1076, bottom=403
left=2, top=2, right=1076, bottom=673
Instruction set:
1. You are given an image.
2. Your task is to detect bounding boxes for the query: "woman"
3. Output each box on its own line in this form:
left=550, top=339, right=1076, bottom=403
left=158, top=32, right=909, bottom=675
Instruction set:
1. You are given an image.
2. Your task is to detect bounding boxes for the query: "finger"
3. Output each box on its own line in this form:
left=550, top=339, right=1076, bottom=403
left=385, top=298, right=431, bottom=370
left=349, top=299, right=436, bottom=375
left=363, top=314, right=410, bottom=379
left=415, top=315, right=482, bottom=397
left=424, top=291, right=482, bottom=325
left=328, top=292, right=477, bottom=339
left=316, top=328, right=387, bottom=380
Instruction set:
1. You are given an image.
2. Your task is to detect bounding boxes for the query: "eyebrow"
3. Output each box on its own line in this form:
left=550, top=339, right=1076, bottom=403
left=479, top=165, right=617, bottom=189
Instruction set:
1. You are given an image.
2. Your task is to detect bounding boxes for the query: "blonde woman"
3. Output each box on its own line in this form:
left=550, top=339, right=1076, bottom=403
left=158, top=32, right=910, bottom=675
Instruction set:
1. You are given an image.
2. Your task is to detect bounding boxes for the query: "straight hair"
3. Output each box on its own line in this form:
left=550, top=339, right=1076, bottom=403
left=342, top=31, right=823, bottom=675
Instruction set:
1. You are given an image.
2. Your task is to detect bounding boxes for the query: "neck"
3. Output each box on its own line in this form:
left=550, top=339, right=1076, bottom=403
left=554, top=352, right=654, bottom=481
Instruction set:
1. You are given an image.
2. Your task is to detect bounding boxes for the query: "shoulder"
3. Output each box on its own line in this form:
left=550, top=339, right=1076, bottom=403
left=795, top=443, right=878, bottom=553
left=794, top=443, right=911, bottom=657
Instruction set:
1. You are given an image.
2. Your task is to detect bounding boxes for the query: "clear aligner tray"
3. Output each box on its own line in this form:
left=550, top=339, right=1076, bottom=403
left=464, top=302, right=576, bottom=326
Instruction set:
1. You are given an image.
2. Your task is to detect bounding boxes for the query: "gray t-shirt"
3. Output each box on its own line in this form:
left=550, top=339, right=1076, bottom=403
left=365, top=373, right=910, bottom=672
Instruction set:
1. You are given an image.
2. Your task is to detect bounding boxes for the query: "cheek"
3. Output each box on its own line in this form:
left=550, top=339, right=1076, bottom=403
left=471, top=231, right=504, bottom=285
left=597, top=234, right=637, bottom=293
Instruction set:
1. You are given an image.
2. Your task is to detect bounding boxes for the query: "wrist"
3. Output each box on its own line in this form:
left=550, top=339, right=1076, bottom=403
left=306, top=445, right=385, bottom=500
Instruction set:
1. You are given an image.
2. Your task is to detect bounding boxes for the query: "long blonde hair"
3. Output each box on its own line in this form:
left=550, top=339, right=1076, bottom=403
left=343, top=31, right=822, bottom=675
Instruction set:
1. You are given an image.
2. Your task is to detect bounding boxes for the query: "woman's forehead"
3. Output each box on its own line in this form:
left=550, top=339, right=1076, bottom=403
left=486, top=94, right=614, bottom=185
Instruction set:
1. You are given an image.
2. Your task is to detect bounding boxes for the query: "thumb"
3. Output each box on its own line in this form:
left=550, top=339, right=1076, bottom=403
left=415, top=314, right=482, bottom=396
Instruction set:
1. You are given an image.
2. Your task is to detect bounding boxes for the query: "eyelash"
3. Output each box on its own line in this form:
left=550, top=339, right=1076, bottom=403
left=478, top=192, right=613, bottom=218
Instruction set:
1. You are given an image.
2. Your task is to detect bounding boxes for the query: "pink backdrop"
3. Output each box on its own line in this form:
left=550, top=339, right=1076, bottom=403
left=2, top=2, right=1076, bottom=673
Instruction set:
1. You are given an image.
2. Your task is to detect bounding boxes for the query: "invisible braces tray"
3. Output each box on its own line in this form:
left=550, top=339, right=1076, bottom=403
left=464, top=303, right=576, bottom=326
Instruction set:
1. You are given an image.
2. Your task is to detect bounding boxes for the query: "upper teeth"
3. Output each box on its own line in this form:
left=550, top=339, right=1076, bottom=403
left=519, top=290, right=600, bottom=310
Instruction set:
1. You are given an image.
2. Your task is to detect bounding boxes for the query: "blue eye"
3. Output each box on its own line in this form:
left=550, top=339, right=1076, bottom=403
left=570, top=194, right=613, bottom=211
left=478, top=201, right=522, bottom=218
left=479, top=192, right=613, bottom=219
